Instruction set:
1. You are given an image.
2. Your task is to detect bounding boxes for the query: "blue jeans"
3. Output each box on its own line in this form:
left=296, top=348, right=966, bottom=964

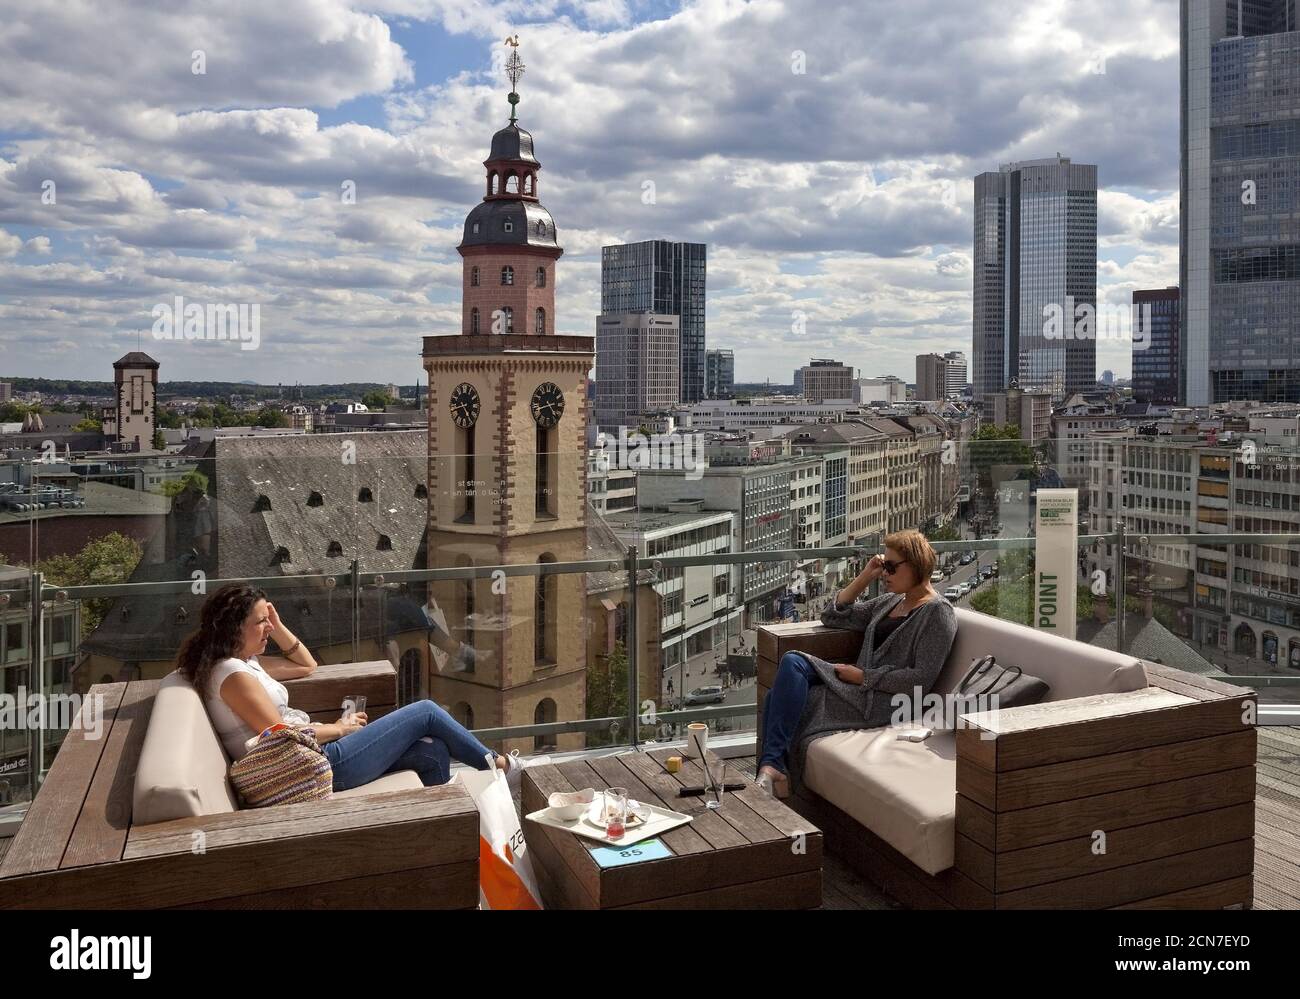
left=323, top=700, right=494, bottom=791
left=758, top=652, right=822, bottom=775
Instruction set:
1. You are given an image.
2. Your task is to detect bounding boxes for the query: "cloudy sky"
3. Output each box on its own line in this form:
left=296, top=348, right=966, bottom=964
left=0, top=0, right=1180, bottom=388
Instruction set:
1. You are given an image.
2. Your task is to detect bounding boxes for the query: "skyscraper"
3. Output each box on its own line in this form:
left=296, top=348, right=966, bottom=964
left=916, top=351, right=967, bottom=399
left=601, top=240, right=706, bottom=403
left=705, top=348, right=734, bottom=399
left=972, top=156, right=1098, bottom=403
left=1133, top=286, right=1180, bottom=405
left=595, top=313, right=681, bottom=430
left=1181, top=1, right=1300, bottom=404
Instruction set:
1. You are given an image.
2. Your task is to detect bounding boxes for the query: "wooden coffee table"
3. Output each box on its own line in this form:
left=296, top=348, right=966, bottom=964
left=520, top=748, right=822, bottom=909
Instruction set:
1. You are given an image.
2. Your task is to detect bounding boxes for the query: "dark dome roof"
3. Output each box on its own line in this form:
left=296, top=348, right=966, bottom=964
left=114, top=351, right=159, bottom=369
left=460, top=200, right=559, bottom=249
left=487, top=123, right=539, bottom=165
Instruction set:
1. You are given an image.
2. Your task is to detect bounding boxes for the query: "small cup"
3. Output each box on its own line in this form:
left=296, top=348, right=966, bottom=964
left=341, top=694, right=367, bottom=721
left=684, top=722, right=708, bottom=759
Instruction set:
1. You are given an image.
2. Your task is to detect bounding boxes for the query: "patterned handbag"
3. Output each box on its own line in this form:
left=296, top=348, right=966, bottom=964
left=229, top=724, right=334, bottom=808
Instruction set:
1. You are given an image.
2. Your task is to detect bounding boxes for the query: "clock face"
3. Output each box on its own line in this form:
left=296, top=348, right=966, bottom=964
left=530, top=382, right=565, bottom=428
left=449, top=382, right=480, bottom=429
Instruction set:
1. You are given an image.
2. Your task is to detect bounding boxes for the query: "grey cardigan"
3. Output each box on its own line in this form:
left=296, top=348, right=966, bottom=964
left=786, top=592, right=958, bottom=780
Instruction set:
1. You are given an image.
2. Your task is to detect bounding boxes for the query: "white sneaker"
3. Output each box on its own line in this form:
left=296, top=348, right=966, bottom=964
left=504, top=749, right=550, bottom=795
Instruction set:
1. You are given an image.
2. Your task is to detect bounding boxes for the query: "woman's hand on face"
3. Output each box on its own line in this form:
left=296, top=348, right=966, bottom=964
left=833, top=664, right=865, bottom=685
left=266, top=600, right=284, bottom=636
left=860, top=554, right=885, bottom=584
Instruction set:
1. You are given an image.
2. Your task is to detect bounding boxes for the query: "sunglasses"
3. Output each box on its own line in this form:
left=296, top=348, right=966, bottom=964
left=879, top=557, right=902, bottom=575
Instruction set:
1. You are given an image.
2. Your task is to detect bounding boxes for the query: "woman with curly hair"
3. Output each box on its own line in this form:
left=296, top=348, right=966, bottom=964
left=178, top=583, right=538, bottom=792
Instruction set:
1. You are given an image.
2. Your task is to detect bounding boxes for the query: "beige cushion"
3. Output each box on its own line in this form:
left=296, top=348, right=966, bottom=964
left=334, top=770, right=424, bottom=799
left=805, top=727, right=957, bottom=875
left=133, top=670, right=426, bottom=825
left=133, top=671, right=240, bottom=825
left=935, top=608, right=1148, bottom=702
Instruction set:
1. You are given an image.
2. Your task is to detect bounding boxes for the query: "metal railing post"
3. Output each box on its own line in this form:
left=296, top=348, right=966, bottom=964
left=625, top=545, right=640, bottom=752
left=31, top=570, right=45, bottom=793
left=349, top=559, right=360, bottom=663
left=1116, top=522, right=1127, bottom=656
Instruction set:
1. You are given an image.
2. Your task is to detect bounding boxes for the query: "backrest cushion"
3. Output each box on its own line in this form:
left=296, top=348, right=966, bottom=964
left=934, top=608, right=1148, bottom=703
left=133, top=670, right=240, bottom=825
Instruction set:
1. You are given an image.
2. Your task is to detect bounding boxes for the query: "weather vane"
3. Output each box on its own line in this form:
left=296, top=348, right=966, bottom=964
left=503, top=34, right=524, bottom=122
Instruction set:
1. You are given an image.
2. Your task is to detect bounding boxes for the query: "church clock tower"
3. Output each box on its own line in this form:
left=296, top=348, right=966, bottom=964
left=423, top=40, right=595, bottom=754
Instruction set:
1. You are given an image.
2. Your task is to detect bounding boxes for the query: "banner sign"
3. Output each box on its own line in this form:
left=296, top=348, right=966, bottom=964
left=1034, top=488, right=1078, bottom=641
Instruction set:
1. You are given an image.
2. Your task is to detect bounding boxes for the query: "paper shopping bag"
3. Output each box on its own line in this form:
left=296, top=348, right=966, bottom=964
left=458, top=756, right=543, bottom=910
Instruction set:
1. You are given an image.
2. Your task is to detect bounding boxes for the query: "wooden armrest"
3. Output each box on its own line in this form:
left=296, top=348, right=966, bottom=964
left=756, top=622, right=860, bottom=687
left=284, top=659, right=397, bottom=713
left=955, top=685, right=1254, bottom=771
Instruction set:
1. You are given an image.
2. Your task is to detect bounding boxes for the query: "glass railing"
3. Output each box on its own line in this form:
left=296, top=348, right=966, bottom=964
left=2, top=431, right=1299, bottom=814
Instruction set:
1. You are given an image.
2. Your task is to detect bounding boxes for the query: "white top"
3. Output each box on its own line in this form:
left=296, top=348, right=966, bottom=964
left=204, top=656, right=312, bottom=760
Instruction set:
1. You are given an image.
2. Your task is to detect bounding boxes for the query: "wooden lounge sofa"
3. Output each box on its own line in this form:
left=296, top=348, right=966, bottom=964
left=758, top=608, right=1258, bottom=909
left=0, top=661, right=479, bottom=909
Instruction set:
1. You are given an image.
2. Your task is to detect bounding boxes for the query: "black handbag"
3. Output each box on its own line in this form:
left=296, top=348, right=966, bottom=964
left=955, top=655, right=1050, bottom=709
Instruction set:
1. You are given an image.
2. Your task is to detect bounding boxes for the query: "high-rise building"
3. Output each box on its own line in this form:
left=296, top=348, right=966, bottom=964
left=916, top=351, right=968, bottom=399
left=973, top=156, right=1098, bottom=403
left=594, top=312, right=680, bottom=431
left=1181, top=1, right=1300, bottom=404
left=800, top=358, right=855, bottom=402
left=705, top=348, right=735, bottom=399
left=1132, top=286, right=1180, bottom=405
left=601, top=240, right=706, bottom=403
left=1101, top=369, right=1115, bottom=385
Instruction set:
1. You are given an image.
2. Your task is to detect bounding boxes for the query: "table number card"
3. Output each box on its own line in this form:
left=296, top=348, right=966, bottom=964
left=590, top=837, right=673, bottom=868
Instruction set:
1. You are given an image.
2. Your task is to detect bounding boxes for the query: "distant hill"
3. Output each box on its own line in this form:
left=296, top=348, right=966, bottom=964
left=5, top=377, right=396, bottom=401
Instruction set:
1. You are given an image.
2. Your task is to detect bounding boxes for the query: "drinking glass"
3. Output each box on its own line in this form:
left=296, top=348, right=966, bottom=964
left=604, top=787, right=628, bottom=839
left=704, top=758, right=724, bottom=811
left=341, top=694, right=367, bottom=721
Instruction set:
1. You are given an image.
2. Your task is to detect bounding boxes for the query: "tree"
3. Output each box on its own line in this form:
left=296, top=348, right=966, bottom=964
left=0, top=402, right=34, bottom=422
left=160, top=470, right=210, bottom=498
left=152, top=428, right=166, bottom=450
left=253, top=406, right=289, bottom=429
left=155, top=406, right=184, bottom=429
left=924, top=523, right=961, bottom=543
left=38, top=533, right=144, bottom=638
left=586, top=640, right=630, bottom=748
left=72, top=418, right=101, bottom=432
left=362, top=390, right=393, bottom=411
left=969, top=424, right=1036, bottom=494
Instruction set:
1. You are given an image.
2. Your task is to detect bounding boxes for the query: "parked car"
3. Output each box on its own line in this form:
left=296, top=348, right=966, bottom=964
left=685, top=685, right=725, bottom=706
left=943, top=587, right=961, bottom=600
left=959, top=552, right=975, bottom=566
left=968, top=575, right=982, bottom=589
left=957, top=582, right=971, bottom=597
left=930, top=571, right=944, bottom=583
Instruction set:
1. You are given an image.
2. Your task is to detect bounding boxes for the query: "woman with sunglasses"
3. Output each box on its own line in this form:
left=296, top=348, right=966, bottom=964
left=756, top=530, right=957, bottom=797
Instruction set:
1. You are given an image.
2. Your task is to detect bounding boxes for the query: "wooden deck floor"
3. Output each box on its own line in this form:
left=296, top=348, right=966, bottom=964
left=735, top=725, right=1300, bottom=910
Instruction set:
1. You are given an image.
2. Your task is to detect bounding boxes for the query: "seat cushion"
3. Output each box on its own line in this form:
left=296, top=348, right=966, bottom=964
left=804, top=727, right=957, bottom=875
left=334, top=770, right=424, bottom=799
left=935, top=608, right=1148, bottom=703
left=133, top=670, right=240, bottom=825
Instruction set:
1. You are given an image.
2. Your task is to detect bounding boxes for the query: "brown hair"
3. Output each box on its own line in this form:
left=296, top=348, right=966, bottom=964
left=176, top=583, right=268, bottom=697
left=883, top=530, right=937, bottom=581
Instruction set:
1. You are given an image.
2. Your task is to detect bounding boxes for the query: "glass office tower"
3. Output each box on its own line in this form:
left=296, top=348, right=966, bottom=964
left=972, top=156, right=1098, bottom=403
left=601, top=240, right=706, bottom=403
left=1182, top=0, right=1300, bottom=404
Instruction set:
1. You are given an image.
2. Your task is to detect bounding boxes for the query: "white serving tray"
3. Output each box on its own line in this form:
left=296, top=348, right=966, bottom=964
left=525, top=800, right=694, bottom=845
